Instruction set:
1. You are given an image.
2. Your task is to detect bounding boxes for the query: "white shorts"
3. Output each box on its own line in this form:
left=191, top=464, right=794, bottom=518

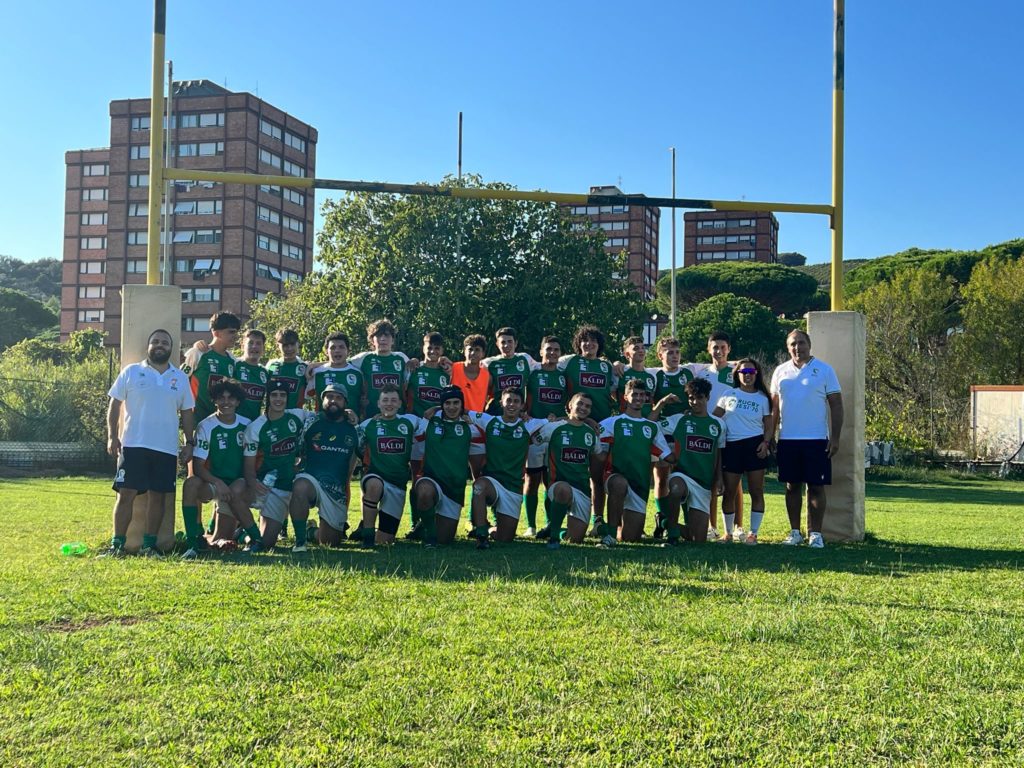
left=415, top=477, right=463, bottom=521
left=483, top=476, right=523, bottom=520
left=294, top=472, right=349, bottom=532
left=411, top=441, right=425, bottom=461
left=254, top=486, right=291, bottom=524
left=526, top=441, right=546, bottom=470
left=562, top=485, right=592, bottom=523
left=361, top=473, right=407, bottom=520
left=670, top=471, right=711, bottom=514
left=605, top=473, right=649, bottom=515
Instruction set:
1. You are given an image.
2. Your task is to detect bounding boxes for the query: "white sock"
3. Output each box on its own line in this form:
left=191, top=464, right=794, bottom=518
left=723, top=513, right=735, bottom=535
left=749, top=511, right=764, bottom=535
left=791, top=528, right=801, bottom=537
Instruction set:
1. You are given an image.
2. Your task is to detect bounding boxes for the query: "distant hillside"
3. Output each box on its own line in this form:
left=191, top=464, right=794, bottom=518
left=796, top=259, right=868, bottom=288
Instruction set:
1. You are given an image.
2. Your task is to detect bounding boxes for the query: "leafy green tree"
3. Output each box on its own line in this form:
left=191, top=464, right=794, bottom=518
left=251, top=175, right=646, bottom=358
left=0, top=256, right=62, bottom=300
left=778, top=251, right=807, bottom=267
left=958, top=256, right=1024, bottom=385
left=0, top=288, right=58, bottom=352
left=655, top=262, right=820, bottom=318
left=647, top=293, right=785, bottom=365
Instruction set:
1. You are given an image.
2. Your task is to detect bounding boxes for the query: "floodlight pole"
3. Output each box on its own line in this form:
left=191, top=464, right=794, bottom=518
left=146, top=0, right=167, bottom=285
left=830, top=0, right=845, bottom=310
left=670, top=147, right=677, bottom=337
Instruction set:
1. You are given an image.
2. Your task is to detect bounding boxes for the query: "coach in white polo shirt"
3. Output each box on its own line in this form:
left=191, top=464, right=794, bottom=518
left=769, top=329, right=843, bottom=549
left=101, top=329, right=196, bottom=557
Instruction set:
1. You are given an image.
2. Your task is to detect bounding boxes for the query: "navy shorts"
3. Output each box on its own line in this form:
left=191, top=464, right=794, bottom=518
left=722, top=435, right=769, bottom=474
left=776, top=439, right=831, bottom=486
left=113, top=447, right=178, bottom=494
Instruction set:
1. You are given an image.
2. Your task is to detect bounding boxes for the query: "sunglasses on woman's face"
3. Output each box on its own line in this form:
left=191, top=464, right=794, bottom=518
left=738, top=368, right=757, bottom=375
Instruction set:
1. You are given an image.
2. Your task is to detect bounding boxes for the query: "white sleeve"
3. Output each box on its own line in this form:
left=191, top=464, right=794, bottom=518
left=107, top=366, right=131, bottom=401
left=824, top=364, right=842, bottom=395
left=193, top=418, right=212, bottom=460
left=532, top=419, right=561, bottom=445
left=178, top=375, right=196, bottom=410
left=181, top=347, right=203, bottom=375
left=348, top=351, right=368, bottom=365
left=467, top=411, right=492, bottom=428
left=243, top=419, right=262, bottom=456
left=652, top=429, right=671, bottom=460
left=714, top=416, right=727, bottom=448
left=556, top=354, right=573, bottom=372
left=524, top=353, right=541, bottom=371
left=593, top=416, right=615, bottom=453
left=769, top=368, right=782, bottom=396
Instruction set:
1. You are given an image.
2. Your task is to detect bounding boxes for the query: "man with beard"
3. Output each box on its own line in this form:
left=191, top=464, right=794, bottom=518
left=101, top=329, right=196, bottom=558
left=289, top=385, right=361, bottom=547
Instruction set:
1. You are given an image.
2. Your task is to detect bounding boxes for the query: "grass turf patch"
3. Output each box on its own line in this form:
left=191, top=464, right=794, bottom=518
left=0, top=475, right=1022, bottom=766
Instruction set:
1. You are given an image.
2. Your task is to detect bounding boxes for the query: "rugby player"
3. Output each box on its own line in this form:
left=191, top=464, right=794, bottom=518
left=181, top=311, right=240, bottom=423
left=349, top=319, right=410, bottom=418
left=266, top=328, right=308, bottom=410
left=525, top=335, right=569, bottom=538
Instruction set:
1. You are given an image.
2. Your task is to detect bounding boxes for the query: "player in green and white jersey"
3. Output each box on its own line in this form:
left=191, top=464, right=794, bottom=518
left=349, top=319, right=410, bottom=418
left=243, top=381, right=311, bottom=551
left=650, top=336, right=694, bottom=418
left=482, top=326, right=537, bottom=415
left=234, top=329, right=270, bottom=422
left=180, top=380, right=263, bottom=557
left=525, top=335, right=569, bottom=537
left=558, top=325, right=618, bottom=536
left=353, top=384, right=425, bottom=547
left=304, top=331, right=365, bottom=418
left=266, top=328, right=308, bottom=410
left=532, top=392, right=598, bottom=549
left=468, top=388, right=549, bottom=548
left=411, top=386, right=485, bottom=546
left=180, top=311, right=240, bottom=423
left=289, top=385, right=361, bottom=548
left=616, top=336, right=657, bottom=417
left=593, top=378, right=671, bottom=547
left=651, top=378, right=725, bottom=544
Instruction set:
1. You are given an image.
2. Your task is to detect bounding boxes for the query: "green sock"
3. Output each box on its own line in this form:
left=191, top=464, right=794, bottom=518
left=667, top=525, right=683, bottom=541
left=112, top=535, right=126, bottom=549
left=182, top=505, right=203, bottom=545
left=292, top=519, right=306, bottom=546
left=547, top=500, right=569, bottom=539
left=654, top=498, right=667, bottom=530
left=245, top=524, right=262, bottom=544
left=524, top=494, right=538, bottom=528
left=142, top=534, right=157, bottom=550
left=542, top=495, right=552, bottom=527
left=420, top=504, right=437, bottom=542
left=409, top=500, right=420, bottom=529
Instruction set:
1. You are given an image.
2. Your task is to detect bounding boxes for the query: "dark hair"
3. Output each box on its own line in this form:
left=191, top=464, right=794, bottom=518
left=243, top=328, right=266, bottom=342
left=367, top=319, right=396, bottom=342
left=378, top=383, right=402, bottom=397
left=568, top=391, right=593, bottom=408
left=622, top=335, right=645, bottom=352
left=707, top=330, right=730, bottom=345
left=657, top=337, right=680, bottom=352
left=463, top=334, right=487, bottom=351
left=147, top=328, right=173, bottom=344
left=500, top=387, right=524, bottom=403
left=685, top=378, right=712, bottom=399
left=275, top=328, right=299, bottom=345
left=325, top=331, right=350, bottom=348
left=540, top=335, right=561, bottom=349
left=623, top=378, right=649, bottom=396
left=495, top=327, right=516, bottom=341
left=734, top=358, right=770, bottom=399
left=572, top=325, right=605, bottom=356
left=209, top=379, right=244, bottom=403
left=210, top=312, right=241, bottom=331
left=424, top=331, right=444, bottom=348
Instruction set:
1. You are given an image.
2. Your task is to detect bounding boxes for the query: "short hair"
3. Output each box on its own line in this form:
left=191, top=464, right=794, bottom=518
left=378, top=383, right=402, bottom=397
left=657, top=337, right=680, bottom=353
left=622, top=335, right=645, bottom=352
left=495, top=327, right=516, bottom=341
left=623, top=378, right=649, bottom=396
left=685, top=378, right=712, bottom=399
left=210, top=312, right=241, bottom=331
left=572, top=325, right=605, bottom=356
left=463, top=334, right=487, bottom=351
left=500, top=387, right=524, bottom=402
left=540, top=335, right=561, bottom=349
left=787, top=328, right=811, bottom=344
left=324, top=331, right=350, bottom=348
left=243, top=328, right=266, bottom=343
left=423, top=331, right=444, bottom=348
left=275, top=328, right=299, bottom=345
left=707, top=331, right=731, bottom=345
left=367, top=319, right=396, bottom=341
left=147, top=328, right=172, bottom=344
left=568, top=391, right=593, bottom=407
left=209, top=379, right=244, bottom=403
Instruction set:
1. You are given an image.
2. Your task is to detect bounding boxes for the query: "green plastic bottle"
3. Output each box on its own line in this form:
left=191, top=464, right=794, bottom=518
left=61, top=542, right=88, bottom=556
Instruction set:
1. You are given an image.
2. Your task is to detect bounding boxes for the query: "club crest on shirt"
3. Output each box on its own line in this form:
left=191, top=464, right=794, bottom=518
left=347, top=374, right=358, bottom=386
left=642, top=425, right=652, bottom=439
left=454, top=424, right=465, bottom=436
left=397, top=422, right=409, bottom=435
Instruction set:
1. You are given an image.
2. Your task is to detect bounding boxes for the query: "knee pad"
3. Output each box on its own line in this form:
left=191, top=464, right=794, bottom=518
left=378, top=511, right=400, bottom=536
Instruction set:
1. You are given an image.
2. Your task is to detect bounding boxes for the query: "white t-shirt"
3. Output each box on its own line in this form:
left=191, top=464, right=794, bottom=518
left=715, top=389, right=770, bottom=442
left=770, top=357, right=841, bottom=440
left=108, top=361, right=195, bottom=455
left=687, top=362, right=736, bottom=408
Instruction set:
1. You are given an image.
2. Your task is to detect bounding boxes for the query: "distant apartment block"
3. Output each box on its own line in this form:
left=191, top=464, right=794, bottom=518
left=62, top=80, right=317, bottom=348
left=683, top=210, right=778, bottom=267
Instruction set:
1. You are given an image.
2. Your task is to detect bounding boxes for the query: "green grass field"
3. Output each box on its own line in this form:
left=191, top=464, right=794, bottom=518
left=1, top=471, right=1023, bottom=767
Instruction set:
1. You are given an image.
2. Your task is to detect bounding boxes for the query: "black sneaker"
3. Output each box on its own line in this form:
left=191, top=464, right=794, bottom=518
left=535, top=526, right=551, bottom=540
left=97, top=545, right=126, bottom=559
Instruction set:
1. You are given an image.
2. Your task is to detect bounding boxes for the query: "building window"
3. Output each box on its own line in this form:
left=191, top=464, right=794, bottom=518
left=127, top=259, right=147, bottom=273
left=260, top=119, right=283, bottom=140
left=127, top=231, right=148, bottom=245
left=176, top=141, right=224, bottom=157
left=283, top=188, right=305, bottom=206
left=128, top=203, right=147, bottom=217
left=260, top=184, right=282, bottom=197
left=257, top=235, right=280, bottom=253
left=605, top=237, right=628, bottom=248
left=173, top=180, right=219, bottom=192
left=83, top=164, right=108, bottom=177
left=130, top=145, right=150, bottom=160
left=81, top=212, right=107, bottom=226
left=173, top=200, right=222, bottom=215
left=599, top=221, right=628, bottom=231
left=129, top=174, right=149, bottom=187
left=612, top=205, right=629, bottom=213
left=182, top=316, right=211, bottom=332
left=254, top=290, right=268, bottom=300
left=172, top=229, right=222, bottom=244
left=281, top=269, right=302, bottom=283
left=282, top=214, right=304, bottom=233
left=79, top=285, right=106, bottom=299
left=259, top=149, right=282, bottom=169
left=80, top=237, right=106, bottom=250
left=283, top=160, right=305, bottom=177
left=283, top=243, right=303, bottom=261
left=284, top=131, right=306, bottom=152
left=258, top=205, right=280, bottom=224
left=256, top=262, right=283, bottom=281
left=130, top=116, right=150, bottom=131
left=176, top=112, right=224, bottom=129
left=81, top=188, right=108, bottom=201
left=79, top=261, right=104, bottom=274
left=181, top=287, right=221, bottom=303
left=176, top=258, right=221, bottom=274
left=78, top=310, right=104, bottom=323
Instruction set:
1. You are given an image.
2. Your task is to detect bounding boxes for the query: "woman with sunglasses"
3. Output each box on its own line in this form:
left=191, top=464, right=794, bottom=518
left=711, top=358, right=773, bottom=544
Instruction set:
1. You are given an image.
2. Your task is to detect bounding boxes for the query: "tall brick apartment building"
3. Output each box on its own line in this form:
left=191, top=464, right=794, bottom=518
left=62, top=80, right=317, bottom=349
left=682, top=210, right=778, bottom=267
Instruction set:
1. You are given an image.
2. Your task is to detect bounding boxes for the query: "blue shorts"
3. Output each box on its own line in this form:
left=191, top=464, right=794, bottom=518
left=113, top=447, right=178, bottom=494
left=777, top=439, right=831, bottom=486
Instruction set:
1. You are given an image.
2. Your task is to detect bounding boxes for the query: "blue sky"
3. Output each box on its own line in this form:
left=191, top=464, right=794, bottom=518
left=1, top=0, right=1021, bottom=267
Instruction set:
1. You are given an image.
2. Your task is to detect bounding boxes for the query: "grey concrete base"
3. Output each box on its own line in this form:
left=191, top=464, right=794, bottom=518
left=806, top=311, right=866, bottom=542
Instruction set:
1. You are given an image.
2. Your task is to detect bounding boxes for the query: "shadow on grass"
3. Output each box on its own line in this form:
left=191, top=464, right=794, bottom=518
left=867, top=481, right=1023, bottom=507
